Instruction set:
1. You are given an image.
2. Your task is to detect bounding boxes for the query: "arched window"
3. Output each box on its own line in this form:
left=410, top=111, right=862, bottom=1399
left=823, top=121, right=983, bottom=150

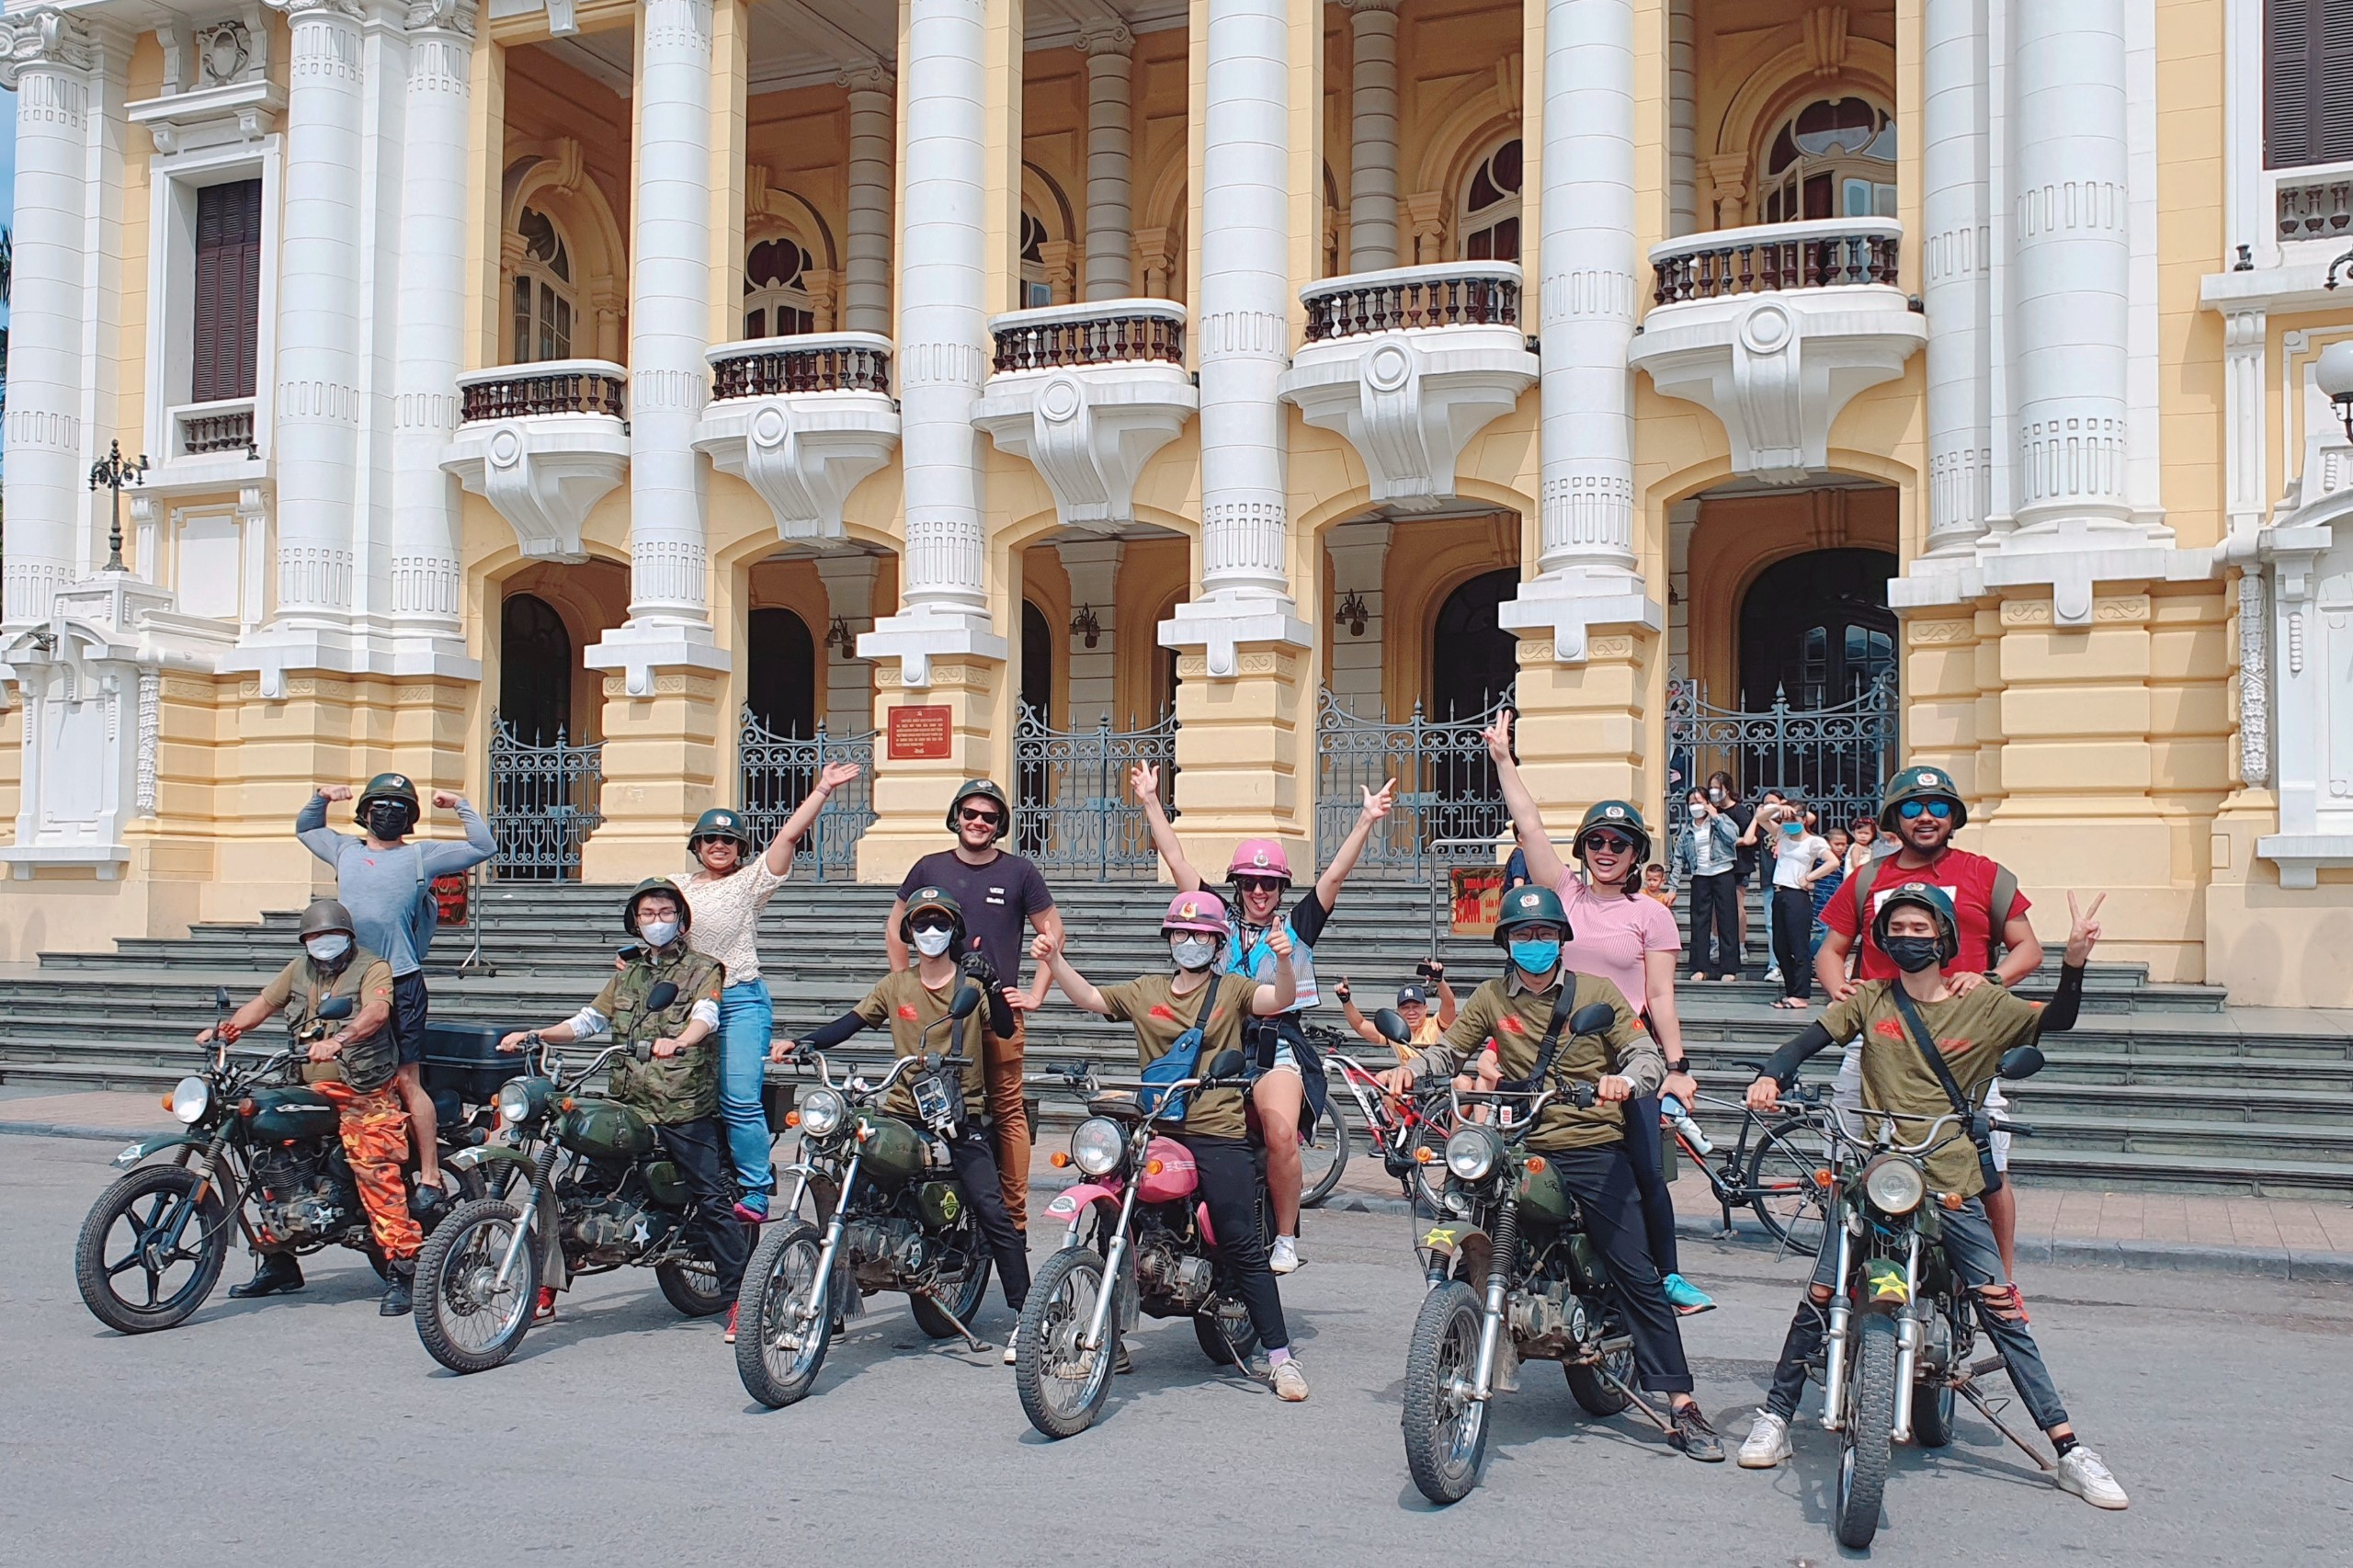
left=511, top=207, right=577, bottom=363
left=1459, top=139, right=1523, bottom=262
left=1430, top=568, right=1519, bottom=721
left=1019, top=210, right=1053, bottom=309
left=744, top=235, right=816, bottom=340
left=1757, top=97, right=1896, bottom=225
left=1737, top=549, right=1897, bottom=711
left=499, top=593, right=573, bottom=745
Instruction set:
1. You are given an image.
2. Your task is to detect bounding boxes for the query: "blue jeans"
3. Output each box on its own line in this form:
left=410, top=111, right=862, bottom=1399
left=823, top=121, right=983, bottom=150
left=717, top=980, right=775, bottom=1208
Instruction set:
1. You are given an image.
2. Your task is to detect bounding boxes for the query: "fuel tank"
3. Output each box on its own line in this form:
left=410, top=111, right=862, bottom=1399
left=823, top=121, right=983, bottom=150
left=246, top=1084, right=340, bottom=1143
left=557, top=1096, right=655, bottom=1162
left=853, top=1114, right=928, bottom=1186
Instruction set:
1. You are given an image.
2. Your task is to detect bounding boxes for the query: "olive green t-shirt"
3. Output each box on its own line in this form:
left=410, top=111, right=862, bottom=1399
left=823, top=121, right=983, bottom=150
left=1819, top=979, right=2047, bottom=1199
left=1411, top=971, right=1661, bottom=1152
left=853, top=968, right=994, bottom=1119
left=1098, top=971, right=1258, bottom=1141
left=260, top=951, right=398, bottom=1092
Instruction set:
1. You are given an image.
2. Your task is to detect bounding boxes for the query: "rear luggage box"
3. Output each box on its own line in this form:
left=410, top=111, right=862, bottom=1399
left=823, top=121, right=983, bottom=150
left=421, top=1023, right=510, bottom=1105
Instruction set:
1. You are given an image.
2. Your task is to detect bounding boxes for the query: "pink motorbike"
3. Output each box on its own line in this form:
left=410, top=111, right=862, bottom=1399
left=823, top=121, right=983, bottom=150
left=1013, top=1050, right=1267, bottom=1438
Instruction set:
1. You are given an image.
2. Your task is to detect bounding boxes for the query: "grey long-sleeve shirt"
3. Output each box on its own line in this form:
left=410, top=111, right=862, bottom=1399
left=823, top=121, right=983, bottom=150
left=297, top=793, right=496, bottom=976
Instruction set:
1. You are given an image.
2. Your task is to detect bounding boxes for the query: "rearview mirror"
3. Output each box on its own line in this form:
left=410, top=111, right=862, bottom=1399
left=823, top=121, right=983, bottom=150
left=949, top=982, right=984, bottom=1020
left=644, top=981, right=679, bottom=1012
left=1569, top=1003, right=1617, bottom=1038
left=213, top=985, right=232, bottom=1009
left=1206, top=1049, right=1247, bottom=1079
left=1996, top=1044, right=2045, bottom=1082
left=1371, top=1007, right=1411, bottom=1045
left=317, top=994, right=356, bottom=1021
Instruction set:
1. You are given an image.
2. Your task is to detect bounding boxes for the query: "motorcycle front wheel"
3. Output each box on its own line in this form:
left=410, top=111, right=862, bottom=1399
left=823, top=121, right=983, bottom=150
left=1836, top=1312, right=1901, bottom=1549
left=1403, top=1278, right=1489, bottom=1504
left=414, top=1199, right=540, bottom=1374
left=908, top=1207, right=992, bottom=1340
left=737, top=1221, right=831, bottom=1408
left=1300, top=1099, right=1350, bottom=1210
left=1013, top=1247, right=1116, bottom=1439
left=74, top=1162, right=233, bottom=1335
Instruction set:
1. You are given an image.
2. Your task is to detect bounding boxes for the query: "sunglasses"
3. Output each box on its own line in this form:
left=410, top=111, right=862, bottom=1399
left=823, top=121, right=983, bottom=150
left=959, top=807, right=1004, bottom=825
left=1580, top=831, right=1637, bottom=855
left=1233, top=876, right=1285, bottom=894
left=910, top=918, right=956, bottom=934
left=1897, top=799, right=1954, bottom=821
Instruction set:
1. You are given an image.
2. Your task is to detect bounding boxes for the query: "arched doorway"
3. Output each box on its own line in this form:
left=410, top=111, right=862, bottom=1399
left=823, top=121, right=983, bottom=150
left=1737, top=549, right=1897, bottom=711
left=745, top=607, right=818, bottom=738
left=1429, top=568, right=1519, bottom=721
left=1017, top=600, right=1054, bottom=855
left=499, top=593, right=572, bottom=744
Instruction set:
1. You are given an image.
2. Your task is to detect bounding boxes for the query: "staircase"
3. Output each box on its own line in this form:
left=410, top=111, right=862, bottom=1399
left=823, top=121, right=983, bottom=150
left=5, top=879, right=2345, bottom=1200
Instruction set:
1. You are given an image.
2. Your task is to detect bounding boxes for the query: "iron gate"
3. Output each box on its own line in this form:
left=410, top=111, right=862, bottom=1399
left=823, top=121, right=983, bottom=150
left=1664, top=674, right=1900, bottom=830
left=487, top=712, right=604, bottom=881
left=739, top=710, right=878, bottom=881
left=1316, top=687, right=1514, bottom=880
left=1012, top=704, right=1178, bottom=880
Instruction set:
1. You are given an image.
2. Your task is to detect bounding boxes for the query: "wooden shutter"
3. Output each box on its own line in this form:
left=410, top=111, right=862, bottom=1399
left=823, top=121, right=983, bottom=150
left=2323, top=2, right=2353, bottom=163
left=190, top=179, right=262, bottom=403
left=2268, top=0, right=2353, bottom=167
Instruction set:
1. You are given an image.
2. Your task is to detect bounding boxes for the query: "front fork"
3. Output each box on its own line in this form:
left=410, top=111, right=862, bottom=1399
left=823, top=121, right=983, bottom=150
left=1471, top=1199, right=1520, bottom=1401
left=494, top=1142, right=561, bottom=1290
left=1079, top=1175, right=1144, bottom=1353
left=797, top=1153, right=862, bottom=1326
left=1889, top=1229, right=1924, bottom=1442
left=1819, top=1217, right=1856, bottom=1429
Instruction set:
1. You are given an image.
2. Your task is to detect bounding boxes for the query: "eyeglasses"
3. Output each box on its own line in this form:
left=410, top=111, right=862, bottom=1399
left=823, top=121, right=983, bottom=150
left=959, top=807, right=1003, bottom=825
left=1580, top=831, right=1637, bottom=855
left=1233, top=876, right=1285, bottom=893
left=1897, top=799, right=1954, bottom=821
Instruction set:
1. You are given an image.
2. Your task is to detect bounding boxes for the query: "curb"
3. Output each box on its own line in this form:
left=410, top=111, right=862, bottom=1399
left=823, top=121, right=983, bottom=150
left=0, top=1120, right=155, bottom=1144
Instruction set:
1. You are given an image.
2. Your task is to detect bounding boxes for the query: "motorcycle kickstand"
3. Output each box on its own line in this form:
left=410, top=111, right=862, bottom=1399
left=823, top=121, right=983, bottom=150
left=1951, top=1376, right=2056, bottom=1473
left=908, top=1289, right=993, bottom=1356
left=1590, top=1365, right=1677, bottom=1437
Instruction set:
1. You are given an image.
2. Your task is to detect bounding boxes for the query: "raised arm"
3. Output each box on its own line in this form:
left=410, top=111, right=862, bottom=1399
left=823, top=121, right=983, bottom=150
left=763, top=760, right=863, bottom=875
left=1335, top=980, right=1383, bottom=1047
left=1313, top=780, right=1396, bottom=909
left=1435, top=971, right=1460, bottom=1028
left=884, top=897, right=911, bottom=971
left=1130, top=760, right=1205, bottom=892
left=1033, top=932, right=1111, bottom=1016
left=417, top=791, right=498, bottom=873
left=1481, top=710, right=1566, bottom=889
left=295, top=787, right=349, bottom=865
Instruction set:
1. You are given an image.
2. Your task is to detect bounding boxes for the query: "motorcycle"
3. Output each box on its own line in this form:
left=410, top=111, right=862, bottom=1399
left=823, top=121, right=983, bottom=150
left=413, top=981, right=737, bottom=1373
left=74, top=989, right=490, bottom=1335
left=1808, top=1044, right=2049, bottom=1550
left=1011, top=1048, right=1268, bottom=1439
left=1397, top=1001, right=1666, bottom=1504
left=733, top=982, right=1002, bottom=1407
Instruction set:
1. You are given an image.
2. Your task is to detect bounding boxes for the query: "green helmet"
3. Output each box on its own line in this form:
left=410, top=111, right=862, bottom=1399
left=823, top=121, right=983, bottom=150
left=1493, top=883, right=1574, bottom=947
left=621, top=877, right=694, bottom=938
left=945, top=778, right=1011, bottom=842
left=1870, top=880, right=1961, bottom=966
left=356, top=771, right=421, bottom=832
left=1879, top=765, right=1968, bottom=833
left=1573, top=800, right=1652, bottom=866
left=688, top=807, right=755, bottom=851
left=297, top=898, right=357, bottom=940
left=899, top=885, right=969, bottom=945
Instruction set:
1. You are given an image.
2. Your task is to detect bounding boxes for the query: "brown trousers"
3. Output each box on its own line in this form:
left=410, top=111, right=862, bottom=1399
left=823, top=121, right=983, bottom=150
left=983, top=1012, right=1030, bottom=1231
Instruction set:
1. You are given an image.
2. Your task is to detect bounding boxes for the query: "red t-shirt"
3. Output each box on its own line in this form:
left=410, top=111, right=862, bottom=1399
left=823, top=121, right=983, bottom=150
left=1822, top=846, right=2030, bottom=981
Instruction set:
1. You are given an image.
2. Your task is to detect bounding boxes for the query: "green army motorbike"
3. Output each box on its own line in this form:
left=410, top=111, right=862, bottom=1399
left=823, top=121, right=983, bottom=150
left=735, top=983, right=997, bottom=1408
left=415, top=981, right=736, bottom=1373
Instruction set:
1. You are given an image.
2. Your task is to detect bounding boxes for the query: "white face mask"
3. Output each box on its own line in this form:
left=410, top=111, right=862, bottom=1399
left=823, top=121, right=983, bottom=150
left=912, top=926, right=955, bottom=959
left=1688, top=801, right=1708, bottom=819
left=640, top=919, right=682, bottom=949
left=1170, top=935, right=1217, bottom=971
left=1708, top=788, right=1726, bottom=803
left=305, top=934, right=351, bottom=963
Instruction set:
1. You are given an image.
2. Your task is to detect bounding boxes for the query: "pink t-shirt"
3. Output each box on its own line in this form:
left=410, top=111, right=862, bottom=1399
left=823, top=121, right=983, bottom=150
left=1554, top=874, right=1682, bottom=1016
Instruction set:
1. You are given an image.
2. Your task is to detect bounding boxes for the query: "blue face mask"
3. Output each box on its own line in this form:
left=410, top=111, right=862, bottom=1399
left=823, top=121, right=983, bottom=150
left=1508, top=938, right=1562, bottom=975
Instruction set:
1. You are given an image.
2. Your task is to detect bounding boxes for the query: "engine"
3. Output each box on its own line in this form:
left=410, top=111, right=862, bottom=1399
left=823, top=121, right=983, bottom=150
left=1509, top=1276, right=1597, bottom=1357
left=249, top=1145, right=356, bottom=1245
left=845, top=1217, right=929, bottom=1285
left=1132, top=1234, right=1215, bottom=1310
left=565, top=1196, right=666, bottom=1266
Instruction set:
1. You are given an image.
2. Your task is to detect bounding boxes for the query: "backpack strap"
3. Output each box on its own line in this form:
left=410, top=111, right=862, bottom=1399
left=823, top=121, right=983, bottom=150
left=1847, top=853, right=1884, bottom=931
left=1985, top=862, right=2021, bottom=965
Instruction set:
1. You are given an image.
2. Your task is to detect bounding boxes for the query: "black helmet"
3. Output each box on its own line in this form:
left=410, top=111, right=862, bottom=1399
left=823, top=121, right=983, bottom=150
left=688, top=807, right=755, bottom=852
left=1870, top=881, right=1961, bottom=966
left=1573, top=800, right=1653, bottom=866
left=298, top=898, right=358, bottom=940
left=1492, top=883, right=1573, bottom=947
left=1879, top=765, right=1968, bottom=833
left=621, top=877, right=694, bottom=938
left=946, top=778, right=1011, bottom=842
left=356, top=772, right=421, bottom=832
left=899, top=885, right=969, bottom=945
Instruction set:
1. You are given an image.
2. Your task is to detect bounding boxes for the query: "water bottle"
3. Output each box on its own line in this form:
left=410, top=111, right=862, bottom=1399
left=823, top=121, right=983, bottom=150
left=1661, top=1094, right=1712, bottom=1155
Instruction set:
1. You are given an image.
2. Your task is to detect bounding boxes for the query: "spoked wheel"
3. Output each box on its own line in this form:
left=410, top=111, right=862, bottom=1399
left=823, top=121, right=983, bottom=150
left=1013, top=1247, right=1116, bottom=1439
left=1402, top=1279, right=1489, bottom=1505
left=1564, top=1327, right=1638, bottom=1417
left=736, top=1221, right=832, bottom=1408
left=1911, top=1300, right=1958, bottom=1449
left=414, top=1199, right=540, bottom=1374
left=1836, top=1312, right=1901, bottom=1549
left=1748, top=1118, right=1832, bottom=1254
left=74, top=1163, right=234, bottom=1335
left=1300, top=1099, right=1350, bottom=1210
left=1191, top=1292, right=1260, bottom=1368
left=910, top=1205, right=994, bottom=1339
left=656, top=1252, right=730, bottom=1318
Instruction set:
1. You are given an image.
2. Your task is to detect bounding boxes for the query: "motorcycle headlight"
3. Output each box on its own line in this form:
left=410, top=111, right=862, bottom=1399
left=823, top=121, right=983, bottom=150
left=1444, top=1126, right=1501, bottom=1183
left=494, top=1077, right=546, bottom=1127
left=1070, top=1118, right=1126, bottom=1177
left=1861, top=1154, right=1927, bottom=1216
left=799, top=1087, right=847, bottom=1139
left=169, top=1075, right=210, bottom=1126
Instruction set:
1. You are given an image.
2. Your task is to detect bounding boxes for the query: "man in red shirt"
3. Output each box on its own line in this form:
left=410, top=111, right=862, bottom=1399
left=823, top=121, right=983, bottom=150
left=1815, top=764, right=2043, bottom=1270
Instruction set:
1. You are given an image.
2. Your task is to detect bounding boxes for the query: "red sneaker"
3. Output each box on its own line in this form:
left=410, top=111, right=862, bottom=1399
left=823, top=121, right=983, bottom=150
left=533, top=1287, right=558, bottom=1324
left=725, top=1302, right=740, bottom=1344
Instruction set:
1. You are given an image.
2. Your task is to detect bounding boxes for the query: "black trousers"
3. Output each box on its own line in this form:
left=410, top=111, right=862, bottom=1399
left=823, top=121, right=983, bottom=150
left=654, top=1117, right=751, bottom=1298
left=1688, top=870, right=1742, bottom=979
left=1534, top=1145, right=1693, bottom=1394
left=1618, top=1096, right=1679, bottom=1276
left=1770, top=887, right=1815, bottom=1000
left=946, top=1128, right=1031, bottom=1311
left=1176, top=1135, right=1289, bottom=1352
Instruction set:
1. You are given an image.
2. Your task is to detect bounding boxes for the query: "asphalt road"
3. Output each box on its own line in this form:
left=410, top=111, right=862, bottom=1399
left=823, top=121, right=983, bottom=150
left=5, top=1132, right=2348, bottom=1567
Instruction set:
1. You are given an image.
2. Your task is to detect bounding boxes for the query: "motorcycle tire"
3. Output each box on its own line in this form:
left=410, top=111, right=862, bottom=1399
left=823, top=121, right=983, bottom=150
left=1402, top=1278, right=1489, bottom=1505
left=414, top=1198, right=540, bottom=1375
left=1300, top=1099, right=1350, bottom=1210
left=74, top=1161, right=233, bottom=1335
left=656, top=1255, right=731, bottom=1318
left=1836, top=1312, right=1901, bottom=1550
left=907, top=1210, right=992, bottom=1340
left=1014, top=1247, right=1117, bottom=1440
left=1911, top=1300, right=1959, bottom=1449
left=1563, top=1334, right=1638, bottom=1417
left=1192, top=1293, right=1260, bottom=1368
left=737, top=1221, right=832, bottom=1408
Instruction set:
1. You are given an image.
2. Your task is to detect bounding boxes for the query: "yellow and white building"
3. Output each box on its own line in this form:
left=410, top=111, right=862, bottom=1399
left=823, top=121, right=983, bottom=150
left=4, top=0, right=2353, bottom=1002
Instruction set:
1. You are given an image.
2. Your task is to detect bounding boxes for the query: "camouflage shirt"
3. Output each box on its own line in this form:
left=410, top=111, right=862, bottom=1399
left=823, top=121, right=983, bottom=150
left=588, top=946, right=726, bottom=1125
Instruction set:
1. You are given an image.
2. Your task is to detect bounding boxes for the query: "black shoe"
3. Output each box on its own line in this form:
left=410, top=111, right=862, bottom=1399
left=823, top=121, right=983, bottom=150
left=409, top=1183, right=450, bottom=1227
left=380, top=1259, right=415, bottom=1318
left=228, top=1254, right=305, bottom=1300
left=1670, top=1401, right=1725, bottom=1462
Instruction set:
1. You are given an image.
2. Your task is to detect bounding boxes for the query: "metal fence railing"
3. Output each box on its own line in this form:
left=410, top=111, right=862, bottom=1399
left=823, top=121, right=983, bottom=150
left=1012, top=704, right=1178, bottom=880
left=739, top=710, right=877, bottom=881
left=487, top=713, right=604, bottom=882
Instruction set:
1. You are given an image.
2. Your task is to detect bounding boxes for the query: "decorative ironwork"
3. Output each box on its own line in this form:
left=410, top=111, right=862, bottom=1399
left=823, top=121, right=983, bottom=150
left=487, top=713, right=604, bottom=881
left=1663, top=674, right=1900, bottom=832
left=459, top=364, right=627, bottom=424
left=1302, top=265, right=1522, bottom=343
left=991, top=306, right=1186, bottom=372
left=1316, top=687, right=1515, bottom=880
left=1651, top=223, right=1901, bottom=305
left=181, top=408, right=255, bottom=456
left=738, top=710, right=877, bottom=881
left=710, top=337, right=892, bottom=400
left=1011, top=704, right=1178, bottom=881
left=2277, top=173, right=2353, bottom=244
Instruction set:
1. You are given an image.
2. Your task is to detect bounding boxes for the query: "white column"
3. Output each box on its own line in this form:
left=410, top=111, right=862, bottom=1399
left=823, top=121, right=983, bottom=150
left=814, top=552, right=881, bottom=730
left=1499, top=0, right=1657, bottom=663
left=859, top=0, right=1005, bottom=687
left=1345, top=0, right=1401, bottom=273
left=1665, top=0, right=1696, bottom=239
left=840, top=62, right=893, bottom=336
left=2008, top=0, right=2131, bottom=535
left=1324, top=520, right=1390, bottom=714
left=1922, top=0, right=1990, bottom=555
left=1078, top=23, right=1134, bottom=301
left=1056, top=538, right=1122, bottom=723
left=389, top=0, right=475, bottom=665
left=0, top=10, right=97, bottom=627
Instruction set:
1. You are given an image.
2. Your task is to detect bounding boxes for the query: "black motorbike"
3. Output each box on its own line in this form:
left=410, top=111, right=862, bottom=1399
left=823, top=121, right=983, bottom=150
left=735, top=983, right=1000, bottom=1407
left=74, top=990, right=489, bottom=1335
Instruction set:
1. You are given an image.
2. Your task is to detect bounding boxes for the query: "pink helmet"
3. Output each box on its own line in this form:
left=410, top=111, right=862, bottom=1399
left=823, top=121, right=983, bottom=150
left=1224, top=837, right=1295, bottom=884
left=1161, top=890, right=1231, bottom=937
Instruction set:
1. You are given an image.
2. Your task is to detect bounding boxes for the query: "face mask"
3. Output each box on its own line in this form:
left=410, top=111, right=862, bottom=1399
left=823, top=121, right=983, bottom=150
left=1782, top=821, right=1803, bottom=836
left=366, top=803, right=410, bottom=840
left=1170, top=935, right=1218, bottom=971
left=1508, top=938, right=1562, bottom=975
left=1688, top=802, right=1708, bottom=820
left=1707, top=788, right=1725, bottom=803
left=1882, top=936, right=1944, bottom=974
left=912, top=926, right=955, bottom=959
left=305, top=934, right=351, bottom=964
left=640, top=919, right=682, bottom=949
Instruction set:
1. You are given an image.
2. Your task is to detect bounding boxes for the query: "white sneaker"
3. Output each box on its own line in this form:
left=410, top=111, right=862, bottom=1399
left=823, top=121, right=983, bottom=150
left=2055, top=1447, right=2130, bottom=1510
left=1270, top=1357, right=1310, bottom=1402
left=1738, top=1411, right=1792, bottom=1469
left=1002, top=1324, right=1020, bottom=1366
left=1764, top=966, right=1783, bottom=983
left=1268, top=1235, right=1301, bottom=1274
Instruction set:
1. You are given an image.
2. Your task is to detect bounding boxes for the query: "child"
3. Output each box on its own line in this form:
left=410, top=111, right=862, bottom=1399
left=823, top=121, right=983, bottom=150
left=1642, top=863, right=1676, bottom=909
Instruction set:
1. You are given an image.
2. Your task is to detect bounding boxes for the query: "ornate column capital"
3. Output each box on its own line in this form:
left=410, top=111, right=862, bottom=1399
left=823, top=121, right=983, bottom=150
left=0, top=8, right=95, bottom=89
left=404, top=0, right=477, bottom=38
left=266, top=0, right=366, bottom=23
left=837, top=59, right=892, bottom=94
left=1342, top=0, right=1404, bottom=17
left=1075, top=19, right=1131, bottom=56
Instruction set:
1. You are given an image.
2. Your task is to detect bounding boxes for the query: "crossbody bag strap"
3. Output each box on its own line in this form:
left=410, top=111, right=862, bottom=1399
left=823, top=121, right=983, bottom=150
left=1886, top=983, right=2001, bottom=1189
left=1495, top=993, right=1574, bottom=1094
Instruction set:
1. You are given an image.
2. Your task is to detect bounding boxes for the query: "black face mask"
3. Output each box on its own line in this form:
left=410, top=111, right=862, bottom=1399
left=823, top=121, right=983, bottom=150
left=366, top=802, right=412, bottom=840
left=1882, top=936, right=1945, bottom=974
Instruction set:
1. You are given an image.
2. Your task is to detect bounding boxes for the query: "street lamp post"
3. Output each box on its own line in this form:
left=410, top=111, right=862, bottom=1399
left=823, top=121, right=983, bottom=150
left=87, top=439, right=150, bottom=574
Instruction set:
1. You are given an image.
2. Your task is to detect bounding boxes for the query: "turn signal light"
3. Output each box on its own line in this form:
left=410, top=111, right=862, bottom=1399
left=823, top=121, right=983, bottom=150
left=1050, top=1152, right=1070, bottom=1169
left=560, top=1097, right=576, bottom=1113
left=1524, top=1157, right=1547, bottom=1175
left=1939, top=1193, right=1965, bottom=1211
left=1415, top=1146, right=1438, bottom=1165
left=1145, top=1159, right=1165, bottom=1176
left=237, top=1098, right=258, bottom=1119
left=783, top=1111, right=801, bottom=1129
left=1813, top=1168, right=1835, bottom=1188
left=160, top=1094, right=175, bottom=1112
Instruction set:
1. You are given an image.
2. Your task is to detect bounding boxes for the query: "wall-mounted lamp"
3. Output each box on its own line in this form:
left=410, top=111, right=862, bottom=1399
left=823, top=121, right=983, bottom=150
left=2324, top=252, right=2353, bottom=443
left=1333, top=588, right=1370, bottom=638
left=1070, top=603, right=1102, bottom=649
left=824, top=615, right=857, bottom=655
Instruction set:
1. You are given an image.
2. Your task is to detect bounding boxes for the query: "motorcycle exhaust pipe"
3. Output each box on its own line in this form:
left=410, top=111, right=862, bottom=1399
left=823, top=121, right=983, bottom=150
left=1820, top=1222, right=1855, bottom=1430
left=1890, top=1233, right=1924, bottom=1443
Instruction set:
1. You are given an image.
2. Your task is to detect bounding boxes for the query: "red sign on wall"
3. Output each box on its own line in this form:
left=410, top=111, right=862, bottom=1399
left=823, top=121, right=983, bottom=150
left=887, top=704, right=953, bottom=760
